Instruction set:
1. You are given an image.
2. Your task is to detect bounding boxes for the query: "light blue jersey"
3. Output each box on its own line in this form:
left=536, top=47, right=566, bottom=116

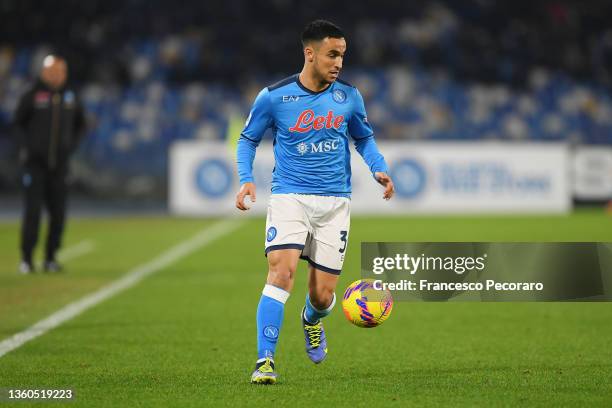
left=237, top=74, right=387, bottom=197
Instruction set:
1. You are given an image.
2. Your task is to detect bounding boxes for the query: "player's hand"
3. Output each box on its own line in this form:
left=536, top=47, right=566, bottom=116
left=236, top=182, right=257, bottom=211
left=374, top=172, right=395, bottom=200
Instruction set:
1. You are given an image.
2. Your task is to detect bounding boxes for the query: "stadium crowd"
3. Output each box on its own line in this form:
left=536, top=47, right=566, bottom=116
left=0, top=0, right=611, bottom=197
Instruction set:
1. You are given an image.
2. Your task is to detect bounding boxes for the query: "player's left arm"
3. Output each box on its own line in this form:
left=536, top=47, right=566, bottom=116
left=349, top=88, right=395, bottom=200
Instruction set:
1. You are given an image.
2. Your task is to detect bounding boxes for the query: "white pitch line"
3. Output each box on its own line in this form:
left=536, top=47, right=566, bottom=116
left=57, top=240, right=96, bottom=262
left=0, top=218, right=244, bottom=359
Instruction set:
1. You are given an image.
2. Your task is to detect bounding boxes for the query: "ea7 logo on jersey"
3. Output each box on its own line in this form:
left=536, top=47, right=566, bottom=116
left=289, top=110, right=344, bottom=133
left=282, top=95, right=300, bottom=102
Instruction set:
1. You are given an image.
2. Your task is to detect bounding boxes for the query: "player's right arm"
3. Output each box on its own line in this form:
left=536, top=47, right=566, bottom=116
left=235, top=87, right=273, bottom=211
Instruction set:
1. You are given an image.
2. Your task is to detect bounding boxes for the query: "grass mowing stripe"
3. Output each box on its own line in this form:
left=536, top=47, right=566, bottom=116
left=0, top=218, right=244, bottom=359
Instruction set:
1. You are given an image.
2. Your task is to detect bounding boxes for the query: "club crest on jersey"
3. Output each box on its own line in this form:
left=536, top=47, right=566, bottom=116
left=266, top=226, right=277, bottom=242
left=64, top=90, right=75, bottom=105
left=289, top=110, right=344, bottom=133
left=34, top=91, right=50, bottom=107
left=332, top=89, right=347, bottom=104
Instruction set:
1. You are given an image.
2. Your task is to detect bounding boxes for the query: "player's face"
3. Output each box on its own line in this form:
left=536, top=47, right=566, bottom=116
left=311, top=37, right=346, bottom=84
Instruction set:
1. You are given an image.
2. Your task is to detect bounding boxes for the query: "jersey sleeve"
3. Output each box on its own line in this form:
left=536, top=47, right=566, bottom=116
left=236, top=88, right=273, bottom=184
left=354, top=135, right=388, bottom=175
left=240, top=87, right=273, bottom=143
left=348, top=88, right=374, bottom=140
left=349, top=87, right=388, bottom=175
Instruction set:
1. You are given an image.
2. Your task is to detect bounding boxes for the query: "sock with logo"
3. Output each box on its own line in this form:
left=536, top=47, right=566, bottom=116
left=256, top=284, right=290, bottom=360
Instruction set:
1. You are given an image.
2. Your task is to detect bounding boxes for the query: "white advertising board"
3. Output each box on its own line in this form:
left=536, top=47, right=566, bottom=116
left=572, top=147, right=612, bottom=200
left=169, top=141, right=570, bottom=215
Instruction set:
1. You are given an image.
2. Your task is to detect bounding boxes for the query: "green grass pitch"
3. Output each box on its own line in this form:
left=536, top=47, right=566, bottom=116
left=0, top=211, right=611, bottom=406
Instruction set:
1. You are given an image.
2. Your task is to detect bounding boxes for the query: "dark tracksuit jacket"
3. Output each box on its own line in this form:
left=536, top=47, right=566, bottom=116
left=13, top=80, right=86, bottom=262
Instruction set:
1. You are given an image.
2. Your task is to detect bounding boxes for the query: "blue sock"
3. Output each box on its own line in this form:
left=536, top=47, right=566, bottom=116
left=303, top=293, right=336, bottom=324
left=256, top=284, right=290, bottom=361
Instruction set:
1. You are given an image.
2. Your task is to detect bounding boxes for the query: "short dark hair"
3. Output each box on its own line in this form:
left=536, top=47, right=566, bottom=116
left=301, top=20, right=344, bottom=46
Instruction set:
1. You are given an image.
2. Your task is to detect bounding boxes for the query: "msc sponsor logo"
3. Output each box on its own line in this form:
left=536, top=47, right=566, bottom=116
left=296, top=139, right=341, bottom=155
left=297, top=142, right=308, bottom=155
left=289, top=110, right=344, bottom=133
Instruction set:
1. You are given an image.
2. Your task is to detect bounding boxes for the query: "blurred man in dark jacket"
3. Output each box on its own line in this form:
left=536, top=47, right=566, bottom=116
left=14, top=55, right=86, bottom=273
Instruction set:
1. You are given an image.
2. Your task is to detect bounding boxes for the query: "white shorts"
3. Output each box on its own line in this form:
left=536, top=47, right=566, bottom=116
left=264, top=194, right=351, bottom=275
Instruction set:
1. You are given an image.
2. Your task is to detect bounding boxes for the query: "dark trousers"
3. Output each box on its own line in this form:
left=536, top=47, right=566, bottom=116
left=20, top=163, right=68, bottom=263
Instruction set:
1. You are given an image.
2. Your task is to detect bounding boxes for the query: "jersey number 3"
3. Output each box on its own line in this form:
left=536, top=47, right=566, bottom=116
left=339, top=230, right=348, bottom=253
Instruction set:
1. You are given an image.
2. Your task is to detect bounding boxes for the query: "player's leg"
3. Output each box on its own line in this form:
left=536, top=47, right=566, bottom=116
left=252, top=248, right=300, bottom=384
left=19, top=164, right=45, bottom=273
left=252, top=194, right=309, bottom=384
left=301, top=265, right=339, bottom=363
left=300, top=196, right=350, bottom=363
left=305, top=264, right=339, bottom=323
left=43, top=167, right=68, bottom=272
left=256, top=249, right=300, bottom=358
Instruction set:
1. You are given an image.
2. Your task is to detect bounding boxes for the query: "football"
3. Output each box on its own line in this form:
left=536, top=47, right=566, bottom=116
left=341, top=279, right=393, bottom=328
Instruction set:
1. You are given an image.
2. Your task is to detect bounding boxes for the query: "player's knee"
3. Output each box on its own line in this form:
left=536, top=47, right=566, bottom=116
left=267, top=253, right=296, bottom=288
left=268, top=265, right=292, bottom=281
left=267, top=267, right=294, bottom=290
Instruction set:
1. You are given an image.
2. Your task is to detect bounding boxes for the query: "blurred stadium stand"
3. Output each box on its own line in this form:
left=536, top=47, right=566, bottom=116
left=0, top=0, right=611, bottom=200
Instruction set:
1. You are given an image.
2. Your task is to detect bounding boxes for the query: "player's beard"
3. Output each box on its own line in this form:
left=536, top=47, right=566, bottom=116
left=314, top=64, right=335, bottom=86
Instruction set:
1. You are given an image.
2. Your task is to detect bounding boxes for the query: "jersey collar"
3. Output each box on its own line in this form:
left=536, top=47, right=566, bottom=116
left=295, top=73, right=333, bottom=95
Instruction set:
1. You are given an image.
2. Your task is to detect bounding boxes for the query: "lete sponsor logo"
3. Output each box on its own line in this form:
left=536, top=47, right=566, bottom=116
left=289, top=110, right=344, bottom=133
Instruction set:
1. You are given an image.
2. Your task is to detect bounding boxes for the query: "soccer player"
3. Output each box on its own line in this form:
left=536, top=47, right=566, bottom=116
left=235, top=20, right=395, bottom=384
